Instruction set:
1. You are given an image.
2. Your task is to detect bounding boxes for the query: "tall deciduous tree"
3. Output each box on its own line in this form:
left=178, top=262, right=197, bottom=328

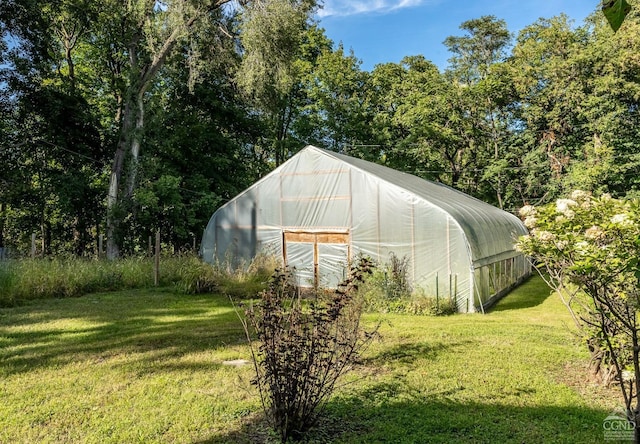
left=1, top=0, right=107, bottom=255
left=99, top=0, right=242, bottom=259
left=443, top=16, right=513, bottom=205
left=507, top=15, right=590, bottom=203
left=236, top=0, right=319, bottom=166
left=299, top=43, right=371, bottom=153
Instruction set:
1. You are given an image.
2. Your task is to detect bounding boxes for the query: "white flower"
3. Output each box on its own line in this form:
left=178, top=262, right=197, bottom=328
left=556, top=240, right=568, bottom=250
left=584, top=226, right=605, bottom=240
left=519, top=205, right=536, bottom=218
left=524, top=216, right=537, bottom=229
left=570, top=190, right=590, bottom=202
left=535, top=230, right=555, bottom=242
left=601, top=193, right=612, bottom=202
left=556, top=198, right=578, bottom=215
left=611, top=213, right=631, bottom=227
left=575, top=241, right=589, bottom=253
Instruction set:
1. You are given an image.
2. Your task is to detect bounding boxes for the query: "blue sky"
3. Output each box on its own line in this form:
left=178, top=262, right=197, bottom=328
left=317, top=0, right=598, bottom=71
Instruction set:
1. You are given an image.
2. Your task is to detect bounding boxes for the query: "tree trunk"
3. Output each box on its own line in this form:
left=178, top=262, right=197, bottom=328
left=126, top=92, right=145, bottom=198
left=106, top=93, right=139, bottom=260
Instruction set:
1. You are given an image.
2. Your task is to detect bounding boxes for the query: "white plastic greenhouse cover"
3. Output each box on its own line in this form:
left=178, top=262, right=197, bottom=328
left=201, top=145, right=530, bottom=312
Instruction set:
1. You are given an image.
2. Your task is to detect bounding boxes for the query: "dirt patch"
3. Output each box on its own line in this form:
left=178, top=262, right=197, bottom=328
left=555, top=360, right=621, bottom=409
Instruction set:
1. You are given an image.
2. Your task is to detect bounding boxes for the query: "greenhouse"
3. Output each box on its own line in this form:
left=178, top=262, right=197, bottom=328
left=201, top=145, right=530, bottom=313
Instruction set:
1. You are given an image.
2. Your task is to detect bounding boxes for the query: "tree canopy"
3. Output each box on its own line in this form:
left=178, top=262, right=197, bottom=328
left=2, top=1, right=639, bottom=257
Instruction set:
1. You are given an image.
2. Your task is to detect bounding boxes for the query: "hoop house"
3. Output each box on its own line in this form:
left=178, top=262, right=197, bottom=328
left=201, top=146, right=530, bottom=312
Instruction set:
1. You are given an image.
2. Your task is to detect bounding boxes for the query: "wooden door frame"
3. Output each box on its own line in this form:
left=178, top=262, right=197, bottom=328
left=283, top=230, right=350, bottom=288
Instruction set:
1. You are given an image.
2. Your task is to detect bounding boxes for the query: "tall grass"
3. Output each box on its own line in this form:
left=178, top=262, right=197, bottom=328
left=175, top=254, right=278, bottom=298
left=0, top=257, right=157, bottom=305
left=0, top=255, right=277, bottom=306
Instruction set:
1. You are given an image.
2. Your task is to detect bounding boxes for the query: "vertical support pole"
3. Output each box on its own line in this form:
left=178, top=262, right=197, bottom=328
left=454, top=274, right=458, bottom=300
left=154, top=228, right=160, bottom=286
left=435, top=272, right=439, bottom=309
left=98, top=234, right=104, bottom=259
left=31, top=233, right=36, bottom=259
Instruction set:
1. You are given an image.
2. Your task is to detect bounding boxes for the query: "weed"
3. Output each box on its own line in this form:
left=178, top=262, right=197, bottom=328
left=359, top=255, right=456, bottom=316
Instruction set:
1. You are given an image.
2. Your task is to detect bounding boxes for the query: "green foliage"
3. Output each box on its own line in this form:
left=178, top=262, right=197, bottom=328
left=176, top=254, right=277, bottom=297
left=7, top=0, right=640, bottom=263
left=174, top=256, right=221, bottom=295
left=0, top=256, right=206, bottom=305
left=242, top=257, right=378, bottom=442
left=359, top=255, right=457, bottom=316
left=236, top=1, right=321, bottom=165
left=0, top=254, right=277, bottom=306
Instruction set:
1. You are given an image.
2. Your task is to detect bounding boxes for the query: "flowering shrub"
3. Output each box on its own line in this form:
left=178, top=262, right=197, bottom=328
left=517, top=191, right=640, bottom=437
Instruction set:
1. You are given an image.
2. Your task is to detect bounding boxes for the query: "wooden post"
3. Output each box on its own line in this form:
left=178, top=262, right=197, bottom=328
left=98, top=234, right=104, bottom=259
left=31, top=233, right=36, bottom=259
left=154, top=228, right=160, bottom=286
left=192, top=234, right=196, bottom=252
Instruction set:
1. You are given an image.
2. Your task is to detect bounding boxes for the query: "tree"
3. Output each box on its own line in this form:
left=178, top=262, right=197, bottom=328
left=298, top=43, right=372, bottom=153
left=1, top=0, right=107, bottom=256
left=138, top=36, right=263, bottom=251
left=236, top=0, right=319, bottom=166
left=507, top=15, right=591, bottom=203
left=573, top=11, right=640, bottom=197
left=443, top=16, right=513, bottom=205
left=98, top=0, right=243, bottom=259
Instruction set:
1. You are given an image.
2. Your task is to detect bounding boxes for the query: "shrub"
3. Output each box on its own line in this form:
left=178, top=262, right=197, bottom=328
left=241, top=257, right=378, bottom=442
left=517, top=191, right=640, bottom=436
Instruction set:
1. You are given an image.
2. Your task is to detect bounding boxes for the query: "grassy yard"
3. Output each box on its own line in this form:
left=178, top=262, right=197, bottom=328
left=0, top=276, right=620, bottom=443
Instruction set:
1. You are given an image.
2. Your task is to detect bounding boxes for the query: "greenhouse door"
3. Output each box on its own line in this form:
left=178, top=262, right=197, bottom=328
left=283, top=231, right=350, bottom=288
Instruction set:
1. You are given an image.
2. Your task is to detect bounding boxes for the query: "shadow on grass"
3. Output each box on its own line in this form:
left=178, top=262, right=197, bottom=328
left=362, top=339, right=473, bottom=371
left=202, top=388, right=610, bottom=444
left=0, top=289, right=247, bottom=376
left=490, top=275, right=553, bottom=312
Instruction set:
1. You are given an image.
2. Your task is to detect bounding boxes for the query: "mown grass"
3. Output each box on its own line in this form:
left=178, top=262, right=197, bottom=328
left=0, top=276, right=621, bottom=443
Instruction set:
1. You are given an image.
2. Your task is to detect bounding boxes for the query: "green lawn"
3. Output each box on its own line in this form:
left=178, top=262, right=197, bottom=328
left=0, top=277, right=620, bottom=443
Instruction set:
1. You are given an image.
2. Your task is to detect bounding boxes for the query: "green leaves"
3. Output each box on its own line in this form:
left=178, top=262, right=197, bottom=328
left=602, top=0, right=632, bottom=32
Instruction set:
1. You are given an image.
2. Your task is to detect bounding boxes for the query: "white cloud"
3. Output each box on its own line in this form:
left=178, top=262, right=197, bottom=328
left=317, top=0, right=431, bottom=18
